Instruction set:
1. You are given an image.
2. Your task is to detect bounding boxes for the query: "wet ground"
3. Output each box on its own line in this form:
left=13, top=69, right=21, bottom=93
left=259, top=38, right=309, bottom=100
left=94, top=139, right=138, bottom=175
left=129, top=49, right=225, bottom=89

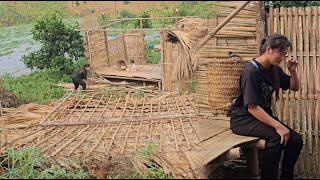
left=0, top=35, right=41, bottom=77
left=0, top=29, right=159, bottom=77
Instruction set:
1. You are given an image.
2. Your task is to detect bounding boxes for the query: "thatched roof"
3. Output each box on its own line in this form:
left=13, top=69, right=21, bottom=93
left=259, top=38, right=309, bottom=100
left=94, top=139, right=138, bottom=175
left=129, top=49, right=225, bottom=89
left=166, top=17, right=209, bottom=81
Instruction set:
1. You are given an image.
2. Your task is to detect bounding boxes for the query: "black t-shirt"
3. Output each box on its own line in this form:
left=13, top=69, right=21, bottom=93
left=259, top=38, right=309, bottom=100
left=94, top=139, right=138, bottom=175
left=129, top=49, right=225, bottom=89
left=230, top=59, right=290, bottom=124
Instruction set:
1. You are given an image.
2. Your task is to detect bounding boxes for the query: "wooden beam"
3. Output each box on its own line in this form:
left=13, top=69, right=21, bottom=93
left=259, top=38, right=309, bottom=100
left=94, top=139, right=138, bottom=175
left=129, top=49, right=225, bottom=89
left=255, top=1, right=267, bottom=52
left=195, top=1, right=251, bottom=51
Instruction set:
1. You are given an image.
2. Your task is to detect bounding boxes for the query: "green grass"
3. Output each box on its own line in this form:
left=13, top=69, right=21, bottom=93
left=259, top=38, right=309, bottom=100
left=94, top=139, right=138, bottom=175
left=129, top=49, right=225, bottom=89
left=0, top=23, right=32, bottom=40
left=0, top=146, right=90, bottom=179
left=1, top=57, right=88, bottom=105
left=0, top=50, right=13, bottom=57
left=145, top=48, right=161, bottom=64
left=131, top=141, right=175, bottom=179
left=1, top=70, right=65, bottom=105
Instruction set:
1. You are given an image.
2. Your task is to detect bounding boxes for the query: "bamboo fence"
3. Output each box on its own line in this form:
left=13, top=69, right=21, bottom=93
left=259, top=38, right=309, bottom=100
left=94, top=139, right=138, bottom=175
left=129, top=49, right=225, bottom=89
left=268, top=6, right=320, bottom=176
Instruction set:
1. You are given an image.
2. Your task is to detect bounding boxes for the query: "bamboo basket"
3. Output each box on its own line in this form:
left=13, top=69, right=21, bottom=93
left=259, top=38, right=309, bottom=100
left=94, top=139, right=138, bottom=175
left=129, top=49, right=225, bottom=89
left=207, top=58, right=247, bottom=110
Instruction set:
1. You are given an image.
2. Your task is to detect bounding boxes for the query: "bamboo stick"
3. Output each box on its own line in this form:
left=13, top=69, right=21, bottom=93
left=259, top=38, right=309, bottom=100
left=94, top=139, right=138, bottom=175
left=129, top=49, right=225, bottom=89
left=42, top=126, right=79, bottom=153
left=86, top=124, right=110, bottom=157
left=121, top=122, right=132, bottom=154
left=67, top=125, right=99, bottom=156
left=165, top=99, right=178, bottom=151
left=306, top=7, right=313, bottom=158
left=134, top=121, right=143, bottom=152
left=6, top=127, right=41, bottom=145
left=288, top=7, right=295, bottom=129
left=96, top=94, right=113, bottom=122
left=74, top=93, right=95, bottom=123
left=88, top=94, right=105, bottom=121
left=35, top=127, right=65, bottom=146
left=175, top=98, right=191, bottom=150
left=65, top=94, right=87, bottom=122
left=195, top=1, right=251, bottom=51
left=51, top=125, right=90, bottom=157
left=282, top=7, right=289, bottom=126
left=40, top=91, right=74, bottom=125
left=120, top=96, right=128, bottom=118
left=301, top=6, right=309, bottom=170
left=314, top=6, right=320, bottom=174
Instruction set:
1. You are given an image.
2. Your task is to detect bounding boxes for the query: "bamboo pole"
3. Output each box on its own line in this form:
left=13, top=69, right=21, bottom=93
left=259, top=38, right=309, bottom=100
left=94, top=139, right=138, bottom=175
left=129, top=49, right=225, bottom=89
left=42, top=126, right=78, bottom=153
left=255, top=1, right=266, bottom=50
left=86, top=124, right=110, bottom=157
left=40, top=91, right=74, bottom=125
left=51, top=125, right=90, bottom=157
left=288, top=7, right=295, bottom=129
left=315, top=6, right=320, bottom=174
left=195, top=1, right=251, bottom=51
left=306, top=8, right=313, bottom=167
left=67, top=125, right=99, bottom=157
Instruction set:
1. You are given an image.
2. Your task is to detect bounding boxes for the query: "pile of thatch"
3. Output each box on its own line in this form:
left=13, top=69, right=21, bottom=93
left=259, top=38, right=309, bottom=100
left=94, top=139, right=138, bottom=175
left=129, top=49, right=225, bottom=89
left=0, top=102, right=56, bottom=129
left=166, top=17, right=209, bottom=81
left=0, top=78, right=17, bottom=108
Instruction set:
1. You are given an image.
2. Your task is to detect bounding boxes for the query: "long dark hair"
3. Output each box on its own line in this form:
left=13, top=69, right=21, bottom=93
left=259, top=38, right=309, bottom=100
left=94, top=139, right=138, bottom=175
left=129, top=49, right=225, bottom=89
left=259, top=33, right=292, bottom=101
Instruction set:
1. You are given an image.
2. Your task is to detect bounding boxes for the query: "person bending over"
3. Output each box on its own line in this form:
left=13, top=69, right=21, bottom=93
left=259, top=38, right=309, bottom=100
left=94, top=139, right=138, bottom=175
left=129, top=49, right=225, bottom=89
left=71, top=63, right=93, bottom=90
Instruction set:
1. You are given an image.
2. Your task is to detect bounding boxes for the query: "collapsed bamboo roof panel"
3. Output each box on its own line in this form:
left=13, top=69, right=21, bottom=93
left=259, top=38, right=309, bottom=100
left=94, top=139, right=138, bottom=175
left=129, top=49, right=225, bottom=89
left=8, top=116, right=201, bottom=159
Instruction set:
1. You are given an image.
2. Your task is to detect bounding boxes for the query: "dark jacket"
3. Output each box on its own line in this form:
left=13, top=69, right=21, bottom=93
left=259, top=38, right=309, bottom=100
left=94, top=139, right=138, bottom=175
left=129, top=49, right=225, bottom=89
left=72, top=67, right=87, bottom=80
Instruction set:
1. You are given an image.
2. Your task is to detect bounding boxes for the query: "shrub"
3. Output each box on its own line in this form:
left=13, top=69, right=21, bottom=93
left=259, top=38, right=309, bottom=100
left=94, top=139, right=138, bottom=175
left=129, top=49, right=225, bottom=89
left=20, top=12, right=85, bottom=75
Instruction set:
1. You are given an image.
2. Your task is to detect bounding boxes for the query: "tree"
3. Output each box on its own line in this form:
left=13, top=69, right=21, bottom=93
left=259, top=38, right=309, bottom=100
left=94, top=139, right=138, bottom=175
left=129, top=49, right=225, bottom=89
left=21, top=13, right=85, bottom=74
left=266, top=1, right=320, bottom=8
left=134, top=11, right=151, bottom=28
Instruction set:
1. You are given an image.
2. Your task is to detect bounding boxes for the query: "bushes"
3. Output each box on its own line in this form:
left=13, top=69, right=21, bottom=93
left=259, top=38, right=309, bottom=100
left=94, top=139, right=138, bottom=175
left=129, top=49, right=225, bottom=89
left=0, top=1, right=67, bottom=27
left=1, top=57, right=88, bottom=105
left=20, top=12, right=85, bottom=75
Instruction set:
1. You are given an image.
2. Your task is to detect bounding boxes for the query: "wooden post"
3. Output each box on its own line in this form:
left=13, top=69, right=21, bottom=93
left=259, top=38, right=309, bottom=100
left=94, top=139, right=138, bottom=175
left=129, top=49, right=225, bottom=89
left=255, top=1, right=267, bottom=51
left=140, top=18, right=143, bottom=28
left=195, top=1, right=251, bottom=51
left=161, top=17, right=165, bottom=28
left=122, top=29, right=128, bottom=62
left=104, top=29, right=110, bottom=66
left=114, top=1, right=117, bottom=19
left=121, top=19, right=124, bottom=29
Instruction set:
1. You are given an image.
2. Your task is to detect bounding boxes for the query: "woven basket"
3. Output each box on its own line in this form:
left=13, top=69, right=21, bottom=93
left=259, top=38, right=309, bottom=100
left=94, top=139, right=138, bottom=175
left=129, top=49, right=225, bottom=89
left=207, top=58, right=247, bottom=110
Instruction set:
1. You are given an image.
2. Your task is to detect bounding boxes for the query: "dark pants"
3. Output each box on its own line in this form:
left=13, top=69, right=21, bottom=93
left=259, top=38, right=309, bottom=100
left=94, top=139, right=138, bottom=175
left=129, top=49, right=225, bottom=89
left=72, top=78, right=86, bottom=90
left=231, top=117, right=303, bottom=179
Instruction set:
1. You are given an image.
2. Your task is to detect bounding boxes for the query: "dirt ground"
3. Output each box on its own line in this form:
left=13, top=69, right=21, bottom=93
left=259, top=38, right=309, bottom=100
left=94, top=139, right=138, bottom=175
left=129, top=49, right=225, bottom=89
left=87, top=156, right=318, bottom=179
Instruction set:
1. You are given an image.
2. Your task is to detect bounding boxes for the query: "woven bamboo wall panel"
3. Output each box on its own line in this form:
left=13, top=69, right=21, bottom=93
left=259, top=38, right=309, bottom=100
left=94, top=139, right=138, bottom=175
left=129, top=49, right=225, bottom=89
left=107, top=37, right=127, bottom=65
left=268, top=6, right=320, bottom=176
left=124, top=34, right=146, bottom=65
left=85, top=31, right=109, bottom=70
left=107, top=34, right=146, bottom=66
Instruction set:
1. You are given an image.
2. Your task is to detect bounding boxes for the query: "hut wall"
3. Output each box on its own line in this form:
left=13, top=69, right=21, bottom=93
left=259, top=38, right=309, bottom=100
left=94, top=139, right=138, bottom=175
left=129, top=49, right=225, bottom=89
left=107, top=33, right=146, bottom=66
left=84, top=31, right=146, bottom=71
left=163, top=1, right=259, bottom=116
left=84, top=31, right=109, bottom=71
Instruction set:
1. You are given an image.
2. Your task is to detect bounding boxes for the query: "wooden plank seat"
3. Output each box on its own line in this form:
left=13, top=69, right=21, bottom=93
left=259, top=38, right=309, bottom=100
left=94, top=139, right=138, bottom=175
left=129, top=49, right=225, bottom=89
left=154, top=117, right=266, bottom=178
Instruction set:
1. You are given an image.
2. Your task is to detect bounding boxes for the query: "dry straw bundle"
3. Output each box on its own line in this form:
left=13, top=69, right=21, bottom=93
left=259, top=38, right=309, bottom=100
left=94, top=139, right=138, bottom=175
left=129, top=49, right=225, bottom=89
left=167, top=17, right=209, bottom=81
left=207, top=58, right=247, bottom=110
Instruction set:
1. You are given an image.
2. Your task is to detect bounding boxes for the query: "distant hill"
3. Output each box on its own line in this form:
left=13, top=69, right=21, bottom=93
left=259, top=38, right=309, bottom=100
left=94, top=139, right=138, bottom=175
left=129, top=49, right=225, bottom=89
left=66, top=1, right=180, bottom=18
